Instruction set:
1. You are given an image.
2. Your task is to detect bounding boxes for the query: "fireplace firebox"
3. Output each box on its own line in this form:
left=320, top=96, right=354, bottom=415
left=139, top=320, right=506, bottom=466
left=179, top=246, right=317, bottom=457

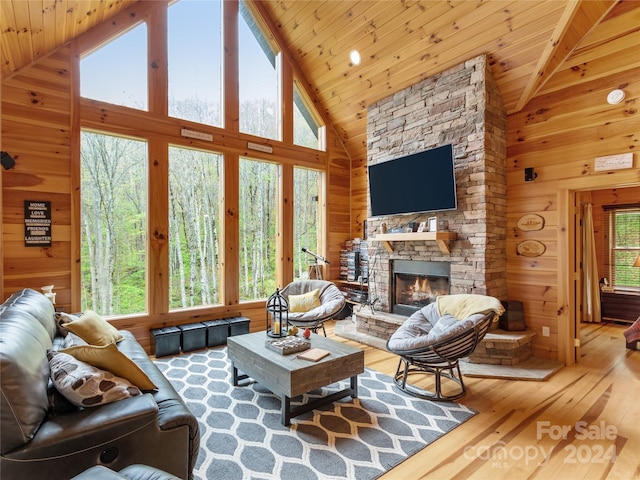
left=391, top=260, right=450, bottom=316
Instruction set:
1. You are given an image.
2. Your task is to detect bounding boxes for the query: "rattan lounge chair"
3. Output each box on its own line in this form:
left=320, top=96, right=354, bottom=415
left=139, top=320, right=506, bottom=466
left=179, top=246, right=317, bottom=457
left=280, top=280, right=346, bottom=336
left=386, top=294, right=504, bottom=401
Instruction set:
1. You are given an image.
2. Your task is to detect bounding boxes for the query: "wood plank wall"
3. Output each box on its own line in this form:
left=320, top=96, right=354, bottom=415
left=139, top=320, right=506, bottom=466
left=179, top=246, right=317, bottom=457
left=506, top=67, right=639, bottom=362
left=0, top=1, right=352, bottom=352
left=350, top=69, right=639, bottom=364
left=2, top=48, right=73, bottom=306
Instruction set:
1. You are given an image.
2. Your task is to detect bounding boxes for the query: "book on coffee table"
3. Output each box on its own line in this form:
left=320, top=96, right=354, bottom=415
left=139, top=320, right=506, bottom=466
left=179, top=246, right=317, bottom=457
left=297, top=348, right=330, bottom=362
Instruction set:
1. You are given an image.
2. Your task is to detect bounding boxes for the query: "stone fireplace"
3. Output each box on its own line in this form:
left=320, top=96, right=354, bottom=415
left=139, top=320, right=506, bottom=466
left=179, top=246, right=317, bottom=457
left=391, top=260, right=449, bottom=316
left=365, top=54, right=507, bottom=315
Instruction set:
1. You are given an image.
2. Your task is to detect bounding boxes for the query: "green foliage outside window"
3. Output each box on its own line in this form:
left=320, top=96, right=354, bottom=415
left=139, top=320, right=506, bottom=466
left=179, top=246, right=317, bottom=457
left=80, top=0, right=327, bottom=313
left=239, top=158, right=278, bottom=300
left=294, top=168, right=320, bottom=280
left=612, top=209, right=640, bottom=289
left=80, top=132, right=147, bottom=315
left=169, top=147, right=222, bottom=309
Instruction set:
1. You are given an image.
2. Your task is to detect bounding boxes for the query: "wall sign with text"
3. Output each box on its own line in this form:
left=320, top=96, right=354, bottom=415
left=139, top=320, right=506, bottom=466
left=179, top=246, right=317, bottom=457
left=516, top=213, right=545, bottom=231
left=24, top=200, right=52, bottom=247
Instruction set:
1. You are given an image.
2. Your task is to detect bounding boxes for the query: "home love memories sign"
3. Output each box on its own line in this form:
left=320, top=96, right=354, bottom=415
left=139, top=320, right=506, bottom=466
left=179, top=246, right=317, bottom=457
left=24, top=200, right=52, bottom=247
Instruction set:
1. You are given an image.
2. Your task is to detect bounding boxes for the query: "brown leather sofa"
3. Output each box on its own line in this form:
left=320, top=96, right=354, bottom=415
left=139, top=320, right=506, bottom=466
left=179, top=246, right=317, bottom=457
left=0, top=289, right=200, bottom=479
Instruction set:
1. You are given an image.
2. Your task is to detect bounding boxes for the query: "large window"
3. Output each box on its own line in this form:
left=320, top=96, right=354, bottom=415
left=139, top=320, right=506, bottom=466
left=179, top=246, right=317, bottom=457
left=294, top=81, right=325, bottom=150
left=80, top=23, right=148, bottom=110
left=169, top=146, right=222, bottom=309
left=77, top=1, right=328, bottom=316
left=294, top=167, right=321, bottom=280
left=81, top=131, right=148, bottom=315
left=168, top=0, right=223, bottom=127
left=239, top=1, right=280, bottom=140
left=604, top=205, right=640, bottom=291
left=239, top=158, right=278, bottom=300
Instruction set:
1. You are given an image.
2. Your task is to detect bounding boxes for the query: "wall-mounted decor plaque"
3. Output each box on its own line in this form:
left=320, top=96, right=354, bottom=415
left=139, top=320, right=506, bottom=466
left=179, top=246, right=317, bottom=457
left=594, top=153, right=633, bottom=172
left=24, top=200, right=52, bottom=247
left=516, top=213, right=545, bottom=231
left=516, top=240, right=546, bottom=257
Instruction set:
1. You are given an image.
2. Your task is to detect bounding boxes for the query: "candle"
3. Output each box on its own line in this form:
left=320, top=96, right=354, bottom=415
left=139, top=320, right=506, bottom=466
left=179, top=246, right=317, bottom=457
left=274, top=321, right=280, bottom=335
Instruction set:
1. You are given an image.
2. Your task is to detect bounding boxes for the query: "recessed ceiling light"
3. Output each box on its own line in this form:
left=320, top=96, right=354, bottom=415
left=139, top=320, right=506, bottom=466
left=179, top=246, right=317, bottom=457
left=606, top=89, right=625, bottom=105
left=349, top=50, right=361, bottom=66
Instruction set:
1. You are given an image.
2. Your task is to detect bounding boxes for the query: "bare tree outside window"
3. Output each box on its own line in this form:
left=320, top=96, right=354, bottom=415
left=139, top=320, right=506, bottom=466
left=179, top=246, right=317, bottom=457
left=294, top=82, right=325, bottom=150
left=239, top=158, right=278, bottom=300
left=169, top=146, right=222, bottom=309
left=294, top=168, right=321, bottom=280
left=81, top=132, right=147, bottom=315
left=168, top=0, right=223, bottom=127
left=79, top=1, right=327, bottom=311
left=239, top=1, right=280, bottom=140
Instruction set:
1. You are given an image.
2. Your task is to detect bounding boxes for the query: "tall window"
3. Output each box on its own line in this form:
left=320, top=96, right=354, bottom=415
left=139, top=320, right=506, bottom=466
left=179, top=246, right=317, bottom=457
left=81, top=131, right=148, bottom=315
left=294, top=168, right=321, bottom=280
left=168, top=0, right=222, bottom=126
left=77, top=1, right=327, bottom=314
left=294, top=81, right=325, bottom=150
left=80, top=23, right=148, bottom=110
left=239, top=1, right=280, bottom=140
left=239, top=158, right=277, bottom=300
left=603, top=205, right=640, bottom=291
left=169, top=146, right=222, bottom=309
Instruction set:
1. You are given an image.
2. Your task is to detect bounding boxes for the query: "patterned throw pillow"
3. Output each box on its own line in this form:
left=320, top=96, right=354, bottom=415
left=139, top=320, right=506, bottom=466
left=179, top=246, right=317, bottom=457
left=55, top=311, right=78, bottom=337
left=47, top=383, right=79, bottom=415
left=288, top=289, right=321, bottom=313
left=48, top=351, right=141, bottom=407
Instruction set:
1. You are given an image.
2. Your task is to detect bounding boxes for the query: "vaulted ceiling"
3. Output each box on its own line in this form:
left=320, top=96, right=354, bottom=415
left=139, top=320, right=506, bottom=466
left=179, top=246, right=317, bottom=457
left=2, top=0, right=638, bottom=162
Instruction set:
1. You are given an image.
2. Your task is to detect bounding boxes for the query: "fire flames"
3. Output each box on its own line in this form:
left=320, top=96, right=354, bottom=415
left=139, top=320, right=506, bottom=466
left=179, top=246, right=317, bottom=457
left=395, top=274, right=448, bottom=306
left=410, top=277, right=433, bottom=302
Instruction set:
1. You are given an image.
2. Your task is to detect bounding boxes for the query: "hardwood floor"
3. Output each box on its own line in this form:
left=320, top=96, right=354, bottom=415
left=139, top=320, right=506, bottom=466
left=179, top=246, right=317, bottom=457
left=325, top=320, right=639, bottom=480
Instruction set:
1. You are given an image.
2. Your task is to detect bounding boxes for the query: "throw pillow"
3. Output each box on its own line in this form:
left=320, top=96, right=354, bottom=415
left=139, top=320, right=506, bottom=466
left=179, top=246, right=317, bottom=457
left=48, top=351, right=141, bottom=407
left=62, top=343, right=157, bottom=391
left=289, top=289, right=321, bottom=313
left=47, top=382, right=79, bottom=415
left=63, top=332, right=88, bottom=349
left=62, top=310, right=124, bottom=346
left=55, top=311, right=78, bottom=336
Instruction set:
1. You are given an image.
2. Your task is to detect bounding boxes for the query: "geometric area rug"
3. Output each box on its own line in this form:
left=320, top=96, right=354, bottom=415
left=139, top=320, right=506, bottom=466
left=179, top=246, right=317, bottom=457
left=154, top=348, right=477, bottom=480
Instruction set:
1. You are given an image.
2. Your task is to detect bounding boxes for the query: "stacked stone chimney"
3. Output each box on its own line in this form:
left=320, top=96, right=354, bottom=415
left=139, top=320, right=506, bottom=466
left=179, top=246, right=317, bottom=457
left=366, top=55, right=507, bottom=313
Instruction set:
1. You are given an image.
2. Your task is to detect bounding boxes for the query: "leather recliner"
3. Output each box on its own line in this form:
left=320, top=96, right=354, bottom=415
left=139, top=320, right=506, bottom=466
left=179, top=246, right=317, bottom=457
left=0, top=289, right=200, bottom=479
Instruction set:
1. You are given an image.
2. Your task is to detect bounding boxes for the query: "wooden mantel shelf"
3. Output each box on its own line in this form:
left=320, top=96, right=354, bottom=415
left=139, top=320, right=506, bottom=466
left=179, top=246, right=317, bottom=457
left=373, top=231, right=457, bottom=255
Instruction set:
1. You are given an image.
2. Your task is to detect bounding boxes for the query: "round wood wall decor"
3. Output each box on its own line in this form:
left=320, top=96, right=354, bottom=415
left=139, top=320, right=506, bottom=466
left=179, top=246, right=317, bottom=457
left=516, top=240, right=546, bottom=257
left=516, top=213, right=545, bottom=231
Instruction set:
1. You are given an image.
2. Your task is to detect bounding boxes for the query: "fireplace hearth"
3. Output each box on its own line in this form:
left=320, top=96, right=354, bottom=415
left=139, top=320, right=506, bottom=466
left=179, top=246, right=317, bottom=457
left=392, top=260, right=450, bottom=316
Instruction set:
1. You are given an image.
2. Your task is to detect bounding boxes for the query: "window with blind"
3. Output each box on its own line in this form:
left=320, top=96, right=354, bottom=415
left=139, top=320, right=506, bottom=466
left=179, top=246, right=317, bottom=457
left=603, top=204, right=640, bottom=292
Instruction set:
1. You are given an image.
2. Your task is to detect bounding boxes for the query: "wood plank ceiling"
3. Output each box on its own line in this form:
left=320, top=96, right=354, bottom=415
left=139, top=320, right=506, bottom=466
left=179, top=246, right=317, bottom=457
left=2, top=0, right=637, bottom=163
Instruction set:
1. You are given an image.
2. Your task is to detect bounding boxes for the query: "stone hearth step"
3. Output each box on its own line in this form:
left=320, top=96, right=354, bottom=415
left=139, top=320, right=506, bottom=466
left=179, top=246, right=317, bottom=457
left=334, top=319, right=562, bottom=381
left=352, top=307, right=536, bottom=367
left=464, top=329, right=536, bottom=366
left=353, top=308, right=405, bottom=340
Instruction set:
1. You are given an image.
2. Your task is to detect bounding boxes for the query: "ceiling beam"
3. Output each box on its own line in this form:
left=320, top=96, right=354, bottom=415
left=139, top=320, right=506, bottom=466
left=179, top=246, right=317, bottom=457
left=515, top=0, right=617, bottom=112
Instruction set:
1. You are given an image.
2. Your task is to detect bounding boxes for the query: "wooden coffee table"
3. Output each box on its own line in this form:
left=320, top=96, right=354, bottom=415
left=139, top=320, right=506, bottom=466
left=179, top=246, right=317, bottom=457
left=227, top=331, right=365, bottom=425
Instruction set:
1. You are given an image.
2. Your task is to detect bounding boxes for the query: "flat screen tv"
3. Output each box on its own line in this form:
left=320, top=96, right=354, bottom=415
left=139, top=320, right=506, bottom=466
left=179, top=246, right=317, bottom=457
left=368, top=144, right=457, bottom=217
